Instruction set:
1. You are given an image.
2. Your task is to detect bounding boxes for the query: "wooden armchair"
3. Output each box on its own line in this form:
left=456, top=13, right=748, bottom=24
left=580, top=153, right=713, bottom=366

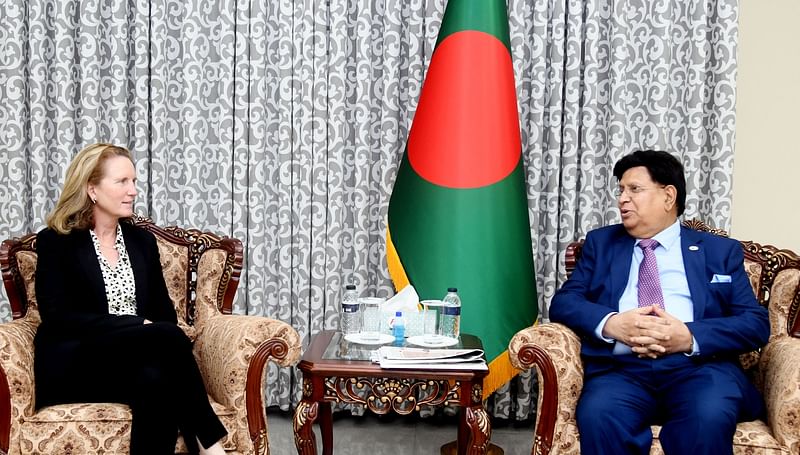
left=0, top=215, right=302, bottom=455
left=508, top=219, right=800, bottom=455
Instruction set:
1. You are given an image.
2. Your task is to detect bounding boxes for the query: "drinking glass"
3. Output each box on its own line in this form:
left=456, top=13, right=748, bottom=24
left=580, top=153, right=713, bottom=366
left=420, top=299, right=445, bottom=343
left=359, top=297, right=385, bottom=341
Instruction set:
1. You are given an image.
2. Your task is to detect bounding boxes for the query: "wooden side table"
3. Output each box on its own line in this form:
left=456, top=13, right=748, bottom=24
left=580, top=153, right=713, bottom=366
left=292, top=330, right=491, bottom=455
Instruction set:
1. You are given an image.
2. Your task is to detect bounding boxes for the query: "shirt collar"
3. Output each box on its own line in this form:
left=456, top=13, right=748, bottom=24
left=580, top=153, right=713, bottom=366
left=636, top=219, right=681, bottom=251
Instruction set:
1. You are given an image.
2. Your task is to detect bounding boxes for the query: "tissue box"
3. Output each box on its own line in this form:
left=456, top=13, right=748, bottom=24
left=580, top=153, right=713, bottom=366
left=405, top=311, right=427, bottom=337
left=381, top=309, right=429, bottom=337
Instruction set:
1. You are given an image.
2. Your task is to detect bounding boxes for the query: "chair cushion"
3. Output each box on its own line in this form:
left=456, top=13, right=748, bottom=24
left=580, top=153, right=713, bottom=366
left=743, top=259, right=762, bottom=302
left=155, top=237, right=196, bottom=341
left=16, top=251, right=41, bottom=324
left=20, top=398, right=238, bottom=454
left=648, top=420, right=786, bottom=455
left=769, top=269, right=800, bottom=340
left=193, top=249, right=232, bottom=328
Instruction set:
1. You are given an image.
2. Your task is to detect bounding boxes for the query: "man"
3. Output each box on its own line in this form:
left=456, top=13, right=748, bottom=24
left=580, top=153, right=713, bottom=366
left=549, top=150, right=769, bottom=455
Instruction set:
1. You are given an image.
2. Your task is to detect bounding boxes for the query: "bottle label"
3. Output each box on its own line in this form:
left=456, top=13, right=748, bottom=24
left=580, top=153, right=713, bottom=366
left=442, top=305, right=461, bottom=316
left=342, top=303, right=359, bottom=313
left=393, top=325, right=405, bottom=341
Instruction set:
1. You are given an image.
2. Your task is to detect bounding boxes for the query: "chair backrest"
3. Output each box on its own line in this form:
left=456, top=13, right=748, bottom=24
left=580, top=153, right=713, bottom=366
left=564, top=219, right=800, bottom=341
left=0, top=215, right=244, bottom=332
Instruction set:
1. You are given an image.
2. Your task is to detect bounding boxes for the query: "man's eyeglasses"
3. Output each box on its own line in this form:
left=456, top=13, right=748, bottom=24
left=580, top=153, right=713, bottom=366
left=614, top=185, right=666, bottom=197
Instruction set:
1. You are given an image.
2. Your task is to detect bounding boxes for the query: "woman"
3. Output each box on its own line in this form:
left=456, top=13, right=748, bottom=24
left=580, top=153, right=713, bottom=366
left=34, top=143, right=227, bottom=454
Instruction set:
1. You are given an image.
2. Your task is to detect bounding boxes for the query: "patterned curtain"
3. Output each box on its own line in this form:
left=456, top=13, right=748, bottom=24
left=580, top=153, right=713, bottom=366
left=0, top=0, right=738, bottom=420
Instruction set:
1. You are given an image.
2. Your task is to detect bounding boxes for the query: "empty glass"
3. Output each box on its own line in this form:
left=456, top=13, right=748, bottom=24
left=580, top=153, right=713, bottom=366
left=359, top=297, right=385, bottom=341
left=420, top=299, right=445, bottom=343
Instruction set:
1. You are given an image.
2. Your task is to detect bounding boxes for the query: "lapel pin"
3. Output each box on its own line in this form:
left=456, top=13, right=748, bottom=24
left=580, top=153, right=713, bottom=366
left=688, top=245, right=699, bottom=251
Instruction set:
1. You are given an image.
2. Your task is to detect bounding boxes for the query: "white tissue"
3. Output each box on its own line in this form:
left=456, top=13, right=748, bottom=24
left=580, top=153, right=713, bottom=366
left=383, top=284, right=421, bottom=314
left=380, top=285, right=422, bottom=332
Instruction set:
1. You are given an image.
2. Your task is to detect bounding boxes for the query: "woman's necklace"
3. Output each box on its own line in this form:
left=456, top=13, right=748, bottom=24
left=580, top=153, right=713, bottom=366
left=93, top=228, right=117, bottom=250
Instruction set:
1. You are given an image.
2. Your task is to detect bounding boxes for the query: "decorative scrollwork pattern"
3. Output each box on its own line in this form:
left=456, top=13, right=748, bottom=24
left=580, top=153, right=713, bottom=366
left=682, top=219, right=730, bottom=238
left=471, top=384, right=483, bottom=404
left=533, top=434, right=549, bottom=455
left=133, top=215, right=243, bottom=319
left=323, top=377, right=461, bottom=415
left=741, top=240, right=800, bottom=302
left=465, top=406, right=491, bottom=453
left=252, top=429, right=267, bottom=455
left=293, top=400, right=319, bottom=452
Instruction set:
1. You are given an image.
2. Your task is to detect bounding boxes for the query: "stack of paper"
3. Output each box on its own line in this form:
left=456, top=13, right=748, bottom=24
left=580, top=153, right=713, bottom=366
left=372, top=346, right=487, bottom=371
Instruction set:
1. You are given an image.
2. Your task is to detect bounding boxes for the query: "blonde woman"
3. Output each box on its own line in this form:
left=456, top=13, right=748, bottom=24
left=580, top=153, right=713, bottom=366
left=34, top=144, right=226, bottom=454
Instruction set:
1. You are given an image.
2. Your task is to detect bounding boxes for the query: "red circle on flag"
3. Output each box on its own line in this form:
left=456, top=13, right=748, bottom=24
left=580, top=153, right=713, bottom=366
left=408, top=31, right=521, bottom=189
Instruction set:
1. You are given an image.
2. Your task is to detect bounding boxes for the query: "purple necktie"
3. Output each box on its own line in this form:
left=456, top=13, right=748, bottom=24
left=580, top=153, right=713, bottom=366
left=637, top=239, right=665, bottom=309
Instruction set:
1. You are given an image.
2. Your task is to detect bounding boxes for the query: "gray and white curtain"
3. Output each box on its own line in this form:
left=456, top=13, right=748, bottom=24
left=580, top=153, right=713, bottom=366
left=0, top=0, right=738, bottom=420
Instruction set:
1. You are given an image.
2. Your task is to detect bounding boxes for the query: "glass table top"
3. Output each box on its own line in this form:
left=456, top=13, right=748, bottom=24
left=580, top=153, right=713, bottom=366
left=321, top=332, right=472, bottom=361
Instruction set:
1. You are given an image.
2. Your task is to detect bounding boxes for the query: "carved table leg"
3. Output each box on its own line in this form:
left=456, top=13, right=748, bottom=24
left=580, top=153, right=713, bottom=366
left=293, top=399, right=320, bottom=455
left=453, top=380, right=491, bottom=455
left=320, top=401, right=333, bottom=455
left=461, top=405, right=491, bottom=455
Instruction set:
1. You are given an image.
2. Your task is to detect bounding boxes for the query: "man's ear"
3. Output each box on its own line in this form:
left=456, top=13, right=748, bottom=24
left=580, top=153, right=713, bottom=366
left=664, top=185, right=677, bottom=212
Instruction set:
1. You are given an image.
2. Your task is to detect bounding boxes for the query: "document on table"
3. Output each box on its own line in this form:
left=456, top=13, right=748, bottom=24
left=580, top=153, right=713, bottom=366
left=372, top=346, right=488, bottom=370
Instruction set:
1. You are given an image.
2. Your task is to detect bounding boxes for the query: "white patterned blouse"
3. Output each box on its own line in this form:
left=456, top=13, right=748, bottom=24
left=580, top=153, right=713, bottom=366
left=89, top=224, right=138, bottom=316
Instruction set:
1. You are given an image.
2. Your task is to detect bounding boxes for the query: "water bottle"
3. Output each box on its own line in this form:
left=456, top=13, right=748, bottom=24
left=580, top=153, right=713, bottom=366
left=440, top=287, right=461, bottom=340
left=341, top=284, right=360, bottom=335
left=393, top=311, right=405, bottom=343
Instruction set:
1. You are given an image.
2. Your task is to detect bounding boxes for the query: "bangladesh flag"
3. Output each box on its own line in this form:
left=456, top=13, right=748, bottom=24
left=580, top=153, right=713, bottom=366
left=387, top=0, right=537, bottom=397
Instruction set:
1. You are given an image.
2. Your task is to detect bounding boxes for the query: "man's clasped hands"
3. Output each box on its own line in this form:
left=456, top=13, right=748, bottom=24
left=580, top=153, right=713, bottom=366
left=602, top=305, right=694, bottom=358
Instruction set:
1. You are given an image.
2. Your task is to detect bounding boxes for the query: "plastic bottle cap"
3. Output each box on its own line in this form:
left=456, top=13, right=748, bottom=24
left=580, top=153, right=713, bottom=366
left=447, top=287, right=457, bottom=292
left=345, top=284, right=356, bottom=290
left=395, top=311, right=402, bottom=316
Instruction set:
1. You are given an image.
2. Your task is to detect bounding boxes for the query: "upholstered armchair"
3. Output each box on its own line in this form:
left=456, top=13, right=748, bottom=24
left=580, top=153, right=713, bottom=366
left=0, top=215, right=302, bottom=455
left=508, top=219, right=800, bottom=455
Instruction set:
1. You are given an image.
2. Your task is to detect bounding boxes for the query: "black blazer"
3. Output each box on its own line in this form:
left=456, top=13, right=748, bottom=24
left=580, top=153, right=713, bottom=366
left=33, top=221, right=177, bottom=407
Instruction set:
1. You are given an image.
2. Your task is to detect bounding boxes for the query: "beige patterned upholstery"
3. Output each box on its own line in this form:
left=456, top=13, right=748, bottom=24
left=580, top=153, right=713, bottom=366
left=0, top=216, right=302, bottom=455
left=508, top=219, right=800, bottom=455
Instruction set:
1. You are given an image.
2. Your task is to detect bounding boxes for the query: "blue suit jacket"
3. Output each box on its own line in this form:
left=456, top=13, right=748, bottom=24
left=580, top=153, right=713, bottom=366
left=549, top=223, right=770, bottom=376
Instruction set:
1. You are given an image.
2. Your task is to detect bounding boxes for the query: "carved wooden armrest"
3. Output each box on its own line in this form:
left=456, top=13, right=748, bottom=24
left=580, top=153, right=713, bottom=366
left=0, top=319, right=38, bottom=453
left=759, top=335, right=800, bottom=451
left=508, top=322, right=583, bottom=455
left=194, top=315, right=301, bottom=449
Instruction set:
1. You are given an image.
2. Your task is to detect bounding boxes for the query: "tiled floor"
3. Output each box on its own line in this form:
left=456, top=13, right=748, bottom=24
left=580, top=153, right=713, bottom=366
left=266, top=408, right=535, bottom=455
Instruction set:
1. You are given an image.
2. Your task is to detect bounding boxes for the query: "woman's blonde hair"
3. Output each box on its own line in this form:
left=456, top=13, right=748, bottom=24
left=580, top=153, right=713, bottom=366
left=47, top=143, right=134, bottom=234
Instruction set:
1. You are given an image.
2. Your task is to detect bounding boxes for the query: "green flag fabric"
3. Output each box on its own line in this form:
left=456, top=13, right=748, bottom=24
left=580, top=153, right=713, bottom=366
left=387, top=0, right=537, bottom=397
